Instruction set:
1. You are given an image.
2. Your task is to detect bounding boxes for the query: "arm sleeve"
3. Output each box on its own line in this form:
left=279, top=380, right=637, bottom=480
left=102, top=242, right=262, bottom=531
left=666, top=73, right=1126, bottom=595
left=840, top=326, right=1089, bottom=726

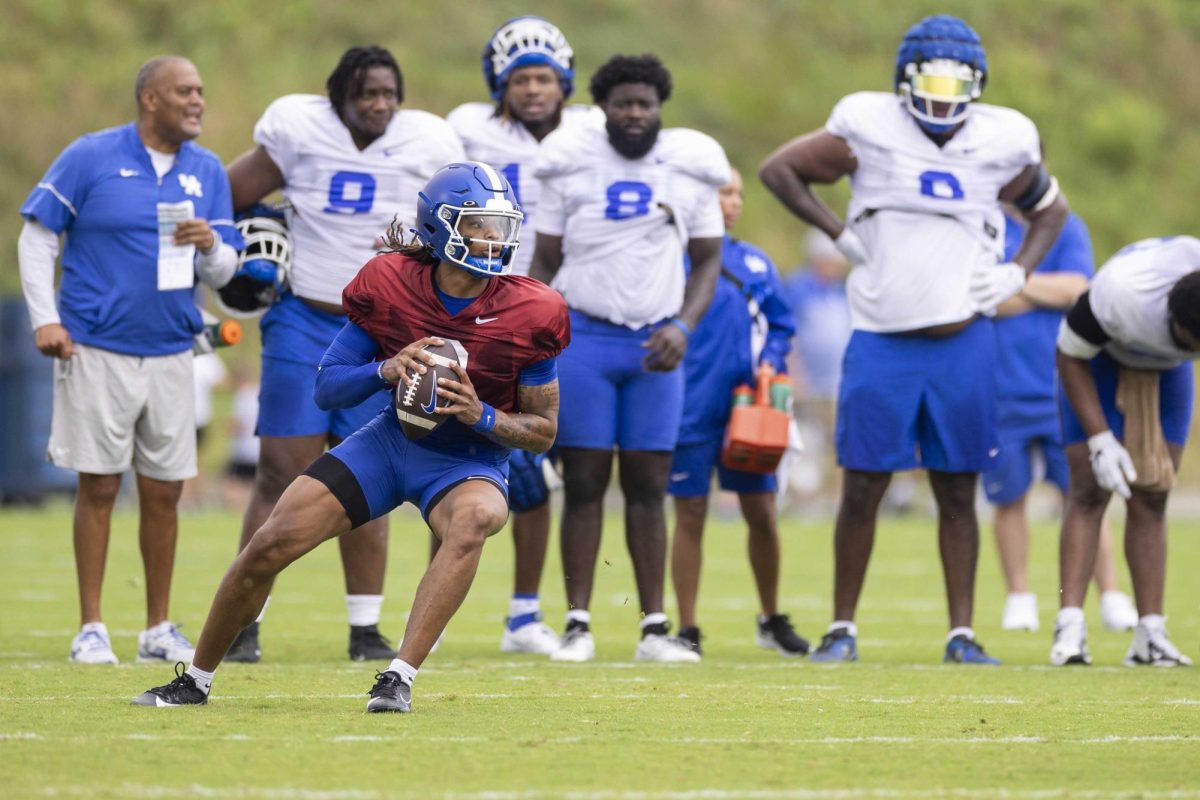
left=194, top=234, right=239, bottom=289
left=20, top=137, right=92, bottom=234
left=1056, top=291, right=1108, bottom=359
left=518, top=355, right=558, bottom=386
left=194, top=166, right=243, bottom=289
left=17, top=220, right=62, bottom=330
left=758, top=267, right=796, bottom=374
left=314, top=322, right=387, bottom=410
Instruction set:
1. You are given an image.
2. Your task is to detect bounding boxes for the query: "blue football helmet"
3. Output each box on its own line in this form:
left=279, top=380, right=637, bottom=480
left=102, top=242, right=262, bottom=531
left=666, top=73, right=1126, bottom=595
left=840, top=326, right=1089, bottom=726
left=894, top=15, right=987, bottom=135
left=415, top=162, right=523, bottom=277
left=482, top=16, right=575, bottom=102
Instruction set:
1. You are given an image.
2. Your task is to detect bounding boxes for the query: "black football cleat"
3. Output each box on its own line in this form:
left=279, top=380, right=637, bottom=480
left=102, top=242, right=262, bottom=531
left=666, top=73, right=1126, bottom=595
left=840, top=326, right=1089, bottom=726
left=677, top=625, right=703, bottom=656
left=366, top=670, right=411, bottom=713
left=132, top=662, right=209, bottom=707
left=225, top=622, right=261, bottom=663
left=349, top=624, right=395, bottom=661
left=756, top=614, right=811, bottom=656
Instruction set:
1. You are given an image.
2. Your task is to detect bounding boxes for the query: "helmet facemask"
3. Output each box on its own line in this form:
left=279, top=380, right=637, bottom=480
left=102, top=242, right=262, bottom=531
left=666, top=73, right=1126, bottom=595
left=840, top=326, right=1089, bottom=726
left=899, top=58, right=983, bottom=135
left=434, top=203, right=523, bottom=277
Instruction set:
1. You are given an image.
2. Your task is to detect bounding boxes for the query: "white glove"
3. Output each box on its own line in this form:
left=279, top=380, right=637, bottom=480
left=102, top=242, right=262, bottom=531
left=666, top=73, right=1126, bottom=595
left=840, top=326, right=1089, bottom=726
left=1087, top=430, right=1137, bottom=499
left=834, top=228, right=869, bottom=267
left=969, top=261, right=1027, bottom=316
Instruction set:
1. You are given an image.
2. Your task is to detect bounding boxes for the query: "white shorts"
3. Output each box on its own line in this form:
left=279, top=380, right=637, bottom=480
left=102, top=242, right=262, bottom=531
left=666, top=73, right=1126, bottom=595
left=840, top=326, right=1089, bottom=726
left=49, top=343, right=197, bottom=481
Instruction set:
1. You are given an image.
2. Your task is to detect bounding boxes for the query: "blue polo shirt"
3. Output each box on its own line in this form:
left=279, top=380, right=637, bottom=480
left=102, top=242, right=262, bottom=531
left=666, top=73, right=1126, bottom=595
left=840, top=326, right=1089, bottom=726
left=20, top=123, right=240, bottom=356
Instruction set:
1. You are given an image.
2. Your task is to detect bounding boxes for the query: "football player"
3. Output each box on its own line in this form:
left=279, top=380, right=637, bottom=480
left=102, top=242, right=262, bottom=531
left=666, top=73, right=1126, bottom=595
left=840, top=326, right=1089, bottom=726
left=759, top=15, right=1069, bottom=664
left=133, top=161, right=570, bottom=711
left=1053, top=237, right=1200, bottom=667
left=668, top=168, right=810, bottom=659
left=446, top=17, right=602, bottom=655
left=529, top=54, right=728, bottom=663
left=222, top=47, right=464, bottom=663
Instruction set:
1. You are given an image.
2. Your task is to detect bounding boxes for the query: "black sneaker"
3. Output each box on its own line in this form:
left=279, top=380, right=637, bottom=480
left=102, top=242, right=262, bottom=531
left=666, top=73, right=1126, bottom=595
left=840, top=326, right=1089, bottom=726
left=132, top=661, right=209, bottom=707
left=349, top=624, right=395, bottom=661
left=756, top=614, right=810, bottom=656
left=366, top=670, right=411, bottom=713
left=225, top=622, right=261, bottom=664
left=677, top=625, right=703, bottom=656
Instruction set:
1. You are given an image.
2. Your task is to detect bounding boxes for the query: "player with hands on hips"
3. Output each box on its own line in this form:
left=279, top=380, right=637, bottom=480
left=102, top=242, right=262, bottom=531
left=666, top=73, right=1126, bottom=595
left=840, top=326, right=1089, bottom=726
left=759, top=15, right=1068, bottom=665
left=133, top=161, right=570, bottom=712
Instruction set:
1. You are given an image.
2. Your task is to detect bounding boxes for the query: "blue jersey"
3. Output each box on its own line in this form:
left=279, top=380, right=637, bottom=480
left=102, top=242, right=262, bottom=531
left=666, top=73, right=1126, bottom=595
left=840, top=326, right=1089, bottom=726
left=994, top=212, right=1094, bottom=428
left=20, top=123, right=240, bottom=356
left=678, top=236, right=794, bottom=444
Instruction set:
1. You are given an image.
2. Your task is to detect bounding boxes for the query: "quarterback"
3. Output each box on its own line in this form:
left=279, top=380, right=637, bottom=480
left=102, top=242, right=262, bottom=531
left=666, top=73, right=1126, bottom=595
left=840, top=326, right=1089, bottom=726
left=760, top=15, right=1068, bottom=664
left=134, top=162, right=570, bottom=712
left=222, top=47, right=464, bottom=663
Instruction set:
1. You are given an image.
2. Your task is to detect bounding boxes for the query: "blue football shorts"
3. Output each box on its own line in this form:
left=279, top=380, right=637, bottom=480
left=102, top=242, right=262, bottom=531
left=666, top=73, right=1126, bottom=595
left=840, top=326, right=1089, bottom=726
left=556, top=311, right=684, bottom=451
left=836, top=318, right=997, bottom=473
left=309, top=409, right=510, bottom=526
left=982, top=420, right=1069, bottom=505
left=1058, top=351, right=1194, bottom=447
left=257, top=293, right=390, bottom=440
left=668, top=438, right=777, bottom=498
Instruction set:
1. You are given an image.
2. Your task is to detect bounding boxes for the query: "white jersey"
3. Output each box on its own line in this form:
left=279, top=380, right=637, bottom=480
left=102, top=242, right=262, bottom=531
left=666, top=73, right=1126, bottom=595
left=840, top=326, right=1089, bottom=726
left=534, top=122, right=729, bottom=328
left=255, top=95, right=464, bottom=305
left=446, top=103, right=604, bottom=276
left=826, top=92, right=1041, bottom=332
left=1069, top=237, right=1200, bottom=370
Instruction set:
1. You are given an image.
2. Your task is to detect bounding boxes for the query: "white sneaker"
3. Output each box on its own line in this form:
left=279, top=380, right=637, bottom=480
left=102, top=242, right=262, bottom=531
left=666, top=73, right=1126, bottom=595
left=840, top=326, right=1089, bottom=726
left=549, top=628, right=594, bottom=662
left=137, top=621, right=195, bottom=663
left=634, top=634, right=701, bottom=663
left=501, top=620, right=560, bottom=654
left=1001, top=593, right=1039, bottom=631
left=70, top=624, right=119, bottom=664
left=1125, top=620, right=1193, bottom=667
left=1049, top=615, right=1092, bottom=666
left=1100, top=591, right=1139, bottom=632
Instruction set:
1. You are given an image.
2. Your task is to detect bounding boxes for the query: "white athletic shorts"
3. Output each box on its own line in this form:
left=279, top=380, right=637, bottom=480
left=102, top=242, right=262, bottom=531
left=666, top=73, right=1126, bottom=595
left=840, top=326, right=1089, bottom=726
left=48, top=343, right=197, bottom=481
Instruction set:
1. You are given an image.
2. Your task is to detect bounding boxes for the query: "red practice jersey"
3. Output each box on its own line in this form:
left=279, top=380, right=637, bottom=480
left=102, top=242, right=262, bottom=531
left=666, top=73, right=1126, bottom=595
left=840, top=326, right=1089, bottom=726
left=343, top=253, right=570, bottom=414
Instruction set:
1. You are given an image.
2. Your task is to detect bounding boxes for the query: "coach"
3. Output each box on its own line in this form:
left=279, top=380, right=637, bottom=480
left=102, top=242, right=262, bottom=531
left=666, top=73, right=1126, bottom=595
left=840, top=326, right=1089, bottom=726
left=16, top=56, right=241, bottom=666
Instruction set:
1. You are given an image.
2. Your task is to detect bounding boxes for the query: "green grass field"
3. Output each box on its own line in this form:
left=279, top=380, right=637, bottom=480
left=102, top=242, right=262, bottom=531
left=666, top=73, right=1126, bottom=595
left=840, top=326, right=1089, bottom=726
left=2, top=499, right=1198, bottom=798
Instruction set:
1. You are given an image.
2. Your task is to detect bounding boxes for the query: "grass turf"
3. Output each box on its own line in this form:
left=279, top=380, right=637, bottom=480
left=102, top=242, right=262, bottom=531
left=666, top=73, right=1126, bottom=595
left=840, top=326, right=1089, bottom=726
left=1, top=499, right=1198, bottom=798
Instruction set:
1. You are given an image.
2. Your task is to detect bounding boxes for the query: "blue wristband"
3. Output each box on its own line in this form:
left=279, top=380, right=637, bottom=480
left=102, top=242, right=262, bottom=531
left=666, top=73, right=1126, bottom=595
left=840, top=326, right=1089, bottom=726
left=376, top=361, right=391, bottom=387
left=668, top=318, right=692, bottom=338
left=471, top=402, right=497, bottom=433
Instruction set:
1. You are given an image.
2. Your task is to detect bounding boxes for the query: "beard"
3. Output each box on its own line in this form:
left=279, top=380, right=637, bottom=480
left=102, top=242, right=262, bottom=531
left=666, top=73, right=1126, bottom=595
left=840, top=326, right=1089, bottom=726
left=606, top=117, right=661, bottom=160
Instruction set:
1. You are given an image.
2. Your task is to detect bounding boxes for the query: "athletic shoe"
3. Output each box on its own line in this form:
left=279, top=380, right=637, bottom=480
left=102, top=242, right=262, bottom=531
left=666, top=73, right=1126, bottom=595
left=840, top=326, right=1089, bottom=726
left=131, top=662, right=208, bottom=707
left=549, top=621, right=595, bottom=663
left=137, top=622, right=195, bottom=664
left=1049, top=617, right=1092, bottom=666
left=809, top=627, right=857, bottom=662
left=1124, top=620, right=1193, bottom=667
left=756, top=614, right=810, bottom=656
left=501, top=618, right=560, bottom=654
left=1001, top=592, right=1039, bottom=632
left=70, top=625, right=119, bottom=665
left=634, top=632, right=701, bottom=663
left=349, top=624, right=395, bottom=661
left=1100, top=591, right=1139, bottom=632
left=944, top=634, right=1001, bottom=665
left=225, top=622, right=261, bottom=663
left=677, top=626, right=703, bottom=656
left=366, top=670, right=411, bottom=713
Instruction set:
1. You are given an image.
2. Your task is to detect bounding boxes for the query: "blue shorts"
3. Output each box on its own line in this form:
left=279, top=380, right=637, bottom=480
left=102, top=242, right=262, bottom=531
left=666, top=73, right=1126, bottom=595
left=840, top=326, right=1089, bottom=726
left=321, top=410, right=509, bottom=524
left=556, top=311, right=684, bottom=451
left=836, top=319, right=997, bottom=473
left=257, top=293, right=390, bottom=440
left=1058, top=352, right=1194, bottom=447
left=982, top=422, right=1069, bottom=505
left=668, top=439, right=777, bottom=497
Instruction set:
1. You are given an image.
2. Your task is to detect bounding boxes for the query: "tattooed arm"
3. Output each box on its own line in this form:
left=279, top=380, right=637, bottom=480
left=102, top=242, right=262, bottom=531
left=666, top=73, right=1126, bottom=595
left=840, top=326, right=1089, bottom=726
left=434, top=363, right=559, bottom=453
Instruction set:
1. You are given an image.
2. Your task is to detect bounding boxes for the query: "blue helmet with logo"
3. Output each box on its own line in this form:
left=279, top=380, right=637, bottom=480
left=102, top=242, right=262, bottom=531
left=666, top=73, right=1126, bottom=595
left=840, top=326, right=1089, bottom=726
left=482, top=16, right=575, bottom=102
left=894, top=15, right=988, bottom=135
left=414, top=162, right=523, bottom=277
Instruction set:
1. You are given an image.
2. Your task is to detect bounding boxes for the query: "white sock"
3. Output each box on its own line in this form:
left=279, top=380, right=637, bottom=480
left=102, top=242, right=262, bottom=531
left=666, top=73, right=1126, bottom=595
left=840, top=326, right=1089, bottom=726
left=80, top=621, right=108, bottom=635
left=1139, top=613, right=1165, bottom=630
left=386, top=658, right=418, bottom=686
left=829, top=620, right=857, bottom=637
left=566, top=609, right=591, bottom=626
left=185, top=665, right=214, bottom=695
left=947, top=626, right=975, bottom=642
left=145, top=620, right=173, bottom=636
left=346, top=594, right=384, bottom=627
left=1057, top=606, right=1085, bottom=625
left=255, top=596, right=271, bottom=623
left=640, top=612, right=668, bottom=630
left=509, top=594, right=540, bottom=618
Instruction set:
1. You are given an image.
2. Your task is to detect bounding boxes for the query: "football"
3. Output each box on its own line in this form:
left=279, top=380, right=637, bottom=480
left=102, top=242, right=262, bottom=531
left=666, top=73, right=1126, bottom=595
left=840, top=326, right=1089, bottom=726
left=394, top=339, right=467, bottom=440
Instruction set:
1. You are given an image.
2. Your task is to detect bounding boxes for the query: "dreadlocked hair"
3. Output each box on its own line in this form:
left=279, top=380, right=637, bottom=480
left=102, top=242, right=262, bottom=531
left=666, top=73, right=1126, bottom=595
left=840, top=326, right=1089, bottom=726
left=326, top=46, right=403, bottom=114
left=589, top=53, right=673, bottom=105
left=379, top=216, right=439, bottom=265
left=1168, top=270, right=1200, bottom=341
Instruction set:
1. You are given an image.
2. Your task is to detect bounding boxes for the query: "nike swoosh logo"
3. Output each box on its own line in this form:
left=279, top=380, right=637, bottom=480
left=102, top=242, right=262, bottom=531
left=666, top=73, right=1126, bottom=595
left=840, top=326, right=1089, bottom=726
left=475, top=316, right=499, bottom=324
left=420, top=389, right=437, bottom=415
left=670, top=472, right=689, bottom=482
left=119, top=168, right=138, bottom=177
